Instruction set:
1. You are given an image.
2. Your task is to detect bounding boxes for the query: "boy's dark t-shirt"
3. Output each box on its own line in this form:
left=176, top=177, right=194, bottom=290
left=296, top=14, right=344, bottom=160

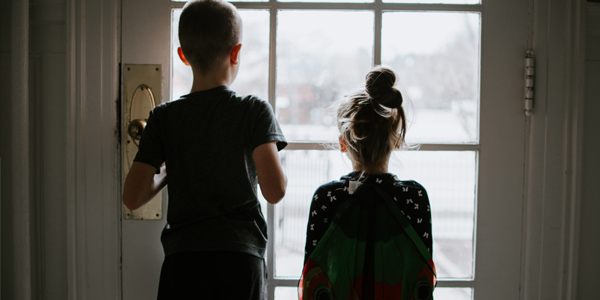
left=134, top=86, right=287, bottom=259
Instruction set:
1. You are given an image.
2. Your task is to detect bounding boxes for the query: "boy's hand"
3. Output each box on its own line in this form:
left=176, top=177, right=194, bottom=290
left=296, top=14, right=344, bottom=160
left=123, top=162, right=168, bottom=210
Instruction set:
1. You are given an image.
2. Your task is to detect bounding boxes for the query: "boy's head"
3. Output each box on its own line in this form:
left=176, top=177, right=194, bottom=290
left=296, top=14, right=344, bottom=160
left=179, top=0, right=242, bottom=73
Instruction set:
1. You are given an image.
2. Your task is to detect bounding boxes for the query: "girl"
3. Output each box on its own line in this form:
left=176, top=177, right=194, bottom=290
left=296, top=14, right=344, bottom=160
left=301, top=67, right=435, bottom=300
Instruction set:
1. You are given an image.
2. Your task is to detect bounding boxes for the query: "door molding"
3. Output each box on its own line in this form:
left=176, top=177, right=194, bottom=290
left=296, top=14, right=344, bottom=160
left=521, top=0, right=586, bottom=299
left=9, top=0, right=32, bottom=299
left=66, top=0, right=122, bottom=299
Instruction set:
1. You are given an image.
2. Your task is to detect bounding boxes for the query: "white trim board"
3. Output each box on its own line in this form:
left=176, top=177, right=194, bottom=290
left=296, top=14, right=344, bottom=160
left=10, top=0, right=32, bottom=299
left=66, top=0, right=122, bottom=299
left=520, top=0, right=586, bottom=299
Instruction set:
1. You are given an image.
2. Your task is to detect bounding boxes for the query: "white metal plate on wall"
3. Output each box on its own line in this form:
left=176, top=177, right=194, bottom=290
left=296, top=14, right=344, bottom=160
left=122, top=64, right=163, bottom=220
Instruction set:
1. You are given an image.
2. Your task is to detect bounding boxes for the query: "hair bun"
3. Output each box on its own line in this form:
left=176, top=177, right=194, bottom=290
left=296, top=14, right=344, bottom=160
left=365, top=67, right=403, bottom=108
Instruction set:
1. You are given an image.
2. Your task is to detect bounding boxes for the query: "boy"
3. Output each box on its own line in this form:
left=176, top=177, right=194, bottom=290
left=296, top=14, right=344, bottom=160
left=122, top=0, right=287, bottom=298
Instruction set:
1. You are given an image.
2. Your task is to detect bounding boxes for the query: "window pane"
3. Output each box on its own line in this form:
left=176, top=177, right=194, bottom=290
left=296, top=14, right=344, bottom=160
left=279, top=0, right=372, bottom=2
left=231, top=10, right=270, bottom=99
left=274, top=150, right=476, bottom=279
left=389, top=151, right=476, bottom=279
left=382, top=12, right=481, bottom=144
left=171, top=9, right=189, bottom=101
left=275, top=287, right=299, bottom=300
left=275, top=150, right=348, bottom=277
left=384, top=0, right=479, bottom=3
left=275, top=286, right=473, bottom=299
left=173, top=0, right=270, bottom=2
left=434, top=287, right=473, bottom=300
left=171, top=9, right=269, bottom=101
left=276, top=11, right=374, bottom=142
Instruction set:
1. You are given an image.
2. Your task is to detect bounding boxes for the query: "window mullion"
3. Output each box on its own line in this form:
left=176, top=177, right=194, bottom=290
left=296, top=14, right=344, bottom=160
left=268, top=5, right=277, bottom=109
left=267, top=202, right=276, bottom=300
left=267, top=2, right=277, bottom=298
left=374, top=0, right=382, bottom=66
left=267, top=4, right=277, bottom=300
left=285, top=142, right=480, bottom=151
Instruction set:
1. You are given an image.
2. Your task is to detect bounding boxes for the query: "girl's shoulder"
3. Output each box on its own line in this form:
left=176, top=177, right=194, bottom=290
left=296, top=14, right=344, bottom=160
left=312, top=173, right=429, bottom=201
left=392, top=179, right=427, bottom=191
left=388, top=179, right=429, bottom=203
left=313, top=179, right=348, bottom=196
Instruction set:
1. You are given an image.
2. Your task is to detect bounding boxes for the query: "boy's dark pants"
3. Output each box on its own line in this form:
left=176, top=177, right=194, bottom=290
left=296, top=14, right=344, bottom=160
left=157, top=251, right=266, bottom=299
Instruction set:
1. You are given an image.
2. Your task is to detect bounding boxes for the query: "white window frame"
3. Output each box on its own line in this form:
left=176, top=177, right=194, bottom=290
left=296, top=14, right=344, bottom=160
left=170, top=1, right=484, bottom=298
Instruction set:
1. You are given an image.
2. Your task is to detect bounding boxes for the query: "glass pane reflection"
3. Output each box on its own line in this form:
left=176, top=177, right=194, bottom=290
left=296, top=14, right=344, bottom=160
left=274, top=150, right=476, bottom=279
left=382, top=12, right=481, bottom=144
left=277, top=10, right=374, bottom=142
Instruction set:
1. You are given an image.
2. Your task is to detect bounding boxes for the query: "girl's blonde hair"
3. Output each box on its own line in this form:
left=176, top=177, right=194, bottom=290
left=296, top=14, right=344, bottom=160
left=337, top=66, right=407, bottom=171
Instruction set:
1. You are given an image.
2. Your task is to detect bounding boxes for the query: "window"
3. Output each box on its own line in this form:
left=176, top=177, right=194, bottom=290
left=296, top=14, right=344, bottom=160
left=172, top=1, right=481, bottom=299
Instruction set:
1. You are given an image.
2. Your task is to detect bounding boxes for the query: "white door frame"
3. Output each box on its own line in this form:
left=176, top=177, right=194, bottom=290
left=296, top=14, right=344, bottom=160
left=9, top=0, right=32, bottom=298
left=65, top=0, right=122, bottom=299
left=520, top=0, right=586, bottom=299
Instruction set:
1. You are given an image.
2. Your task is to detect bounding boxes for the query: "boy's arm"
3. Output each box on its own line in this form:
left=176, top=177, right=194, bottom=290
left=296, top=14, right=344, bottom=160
left=122, top=161, right=167, bottom=210
left=253, top=142, right=286, bottom=204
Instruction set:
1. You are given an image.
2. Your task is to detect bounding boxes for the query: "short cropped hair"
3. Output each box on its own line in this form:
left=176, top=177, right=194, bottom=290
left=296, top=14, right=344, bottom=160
left=179, top=0, right=242, bottom=73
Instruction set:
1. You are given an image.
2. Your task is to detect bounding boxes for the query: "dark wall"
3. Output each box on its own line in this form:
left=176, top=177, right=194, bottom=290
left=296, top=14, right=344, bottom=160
left=577, top=2, right=600, bottom=299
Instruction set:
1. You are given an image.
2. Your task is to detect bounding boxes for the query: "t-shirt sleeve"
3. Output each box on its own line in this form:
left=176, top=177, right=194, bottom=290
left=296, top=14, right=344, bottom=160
left=249, top=98, right=287, bottom=151
left=133, top=108, right=165, bottom=169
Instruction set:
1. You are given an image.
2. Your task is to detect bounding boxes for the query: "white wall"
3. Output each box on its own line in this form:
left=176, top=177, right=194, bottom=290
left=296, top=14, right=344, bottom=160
left=1, top=0, right=70, bottom=299
left=30, top=2, right=69, bottom=299
left=577, top=2, right=600, bottom=299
